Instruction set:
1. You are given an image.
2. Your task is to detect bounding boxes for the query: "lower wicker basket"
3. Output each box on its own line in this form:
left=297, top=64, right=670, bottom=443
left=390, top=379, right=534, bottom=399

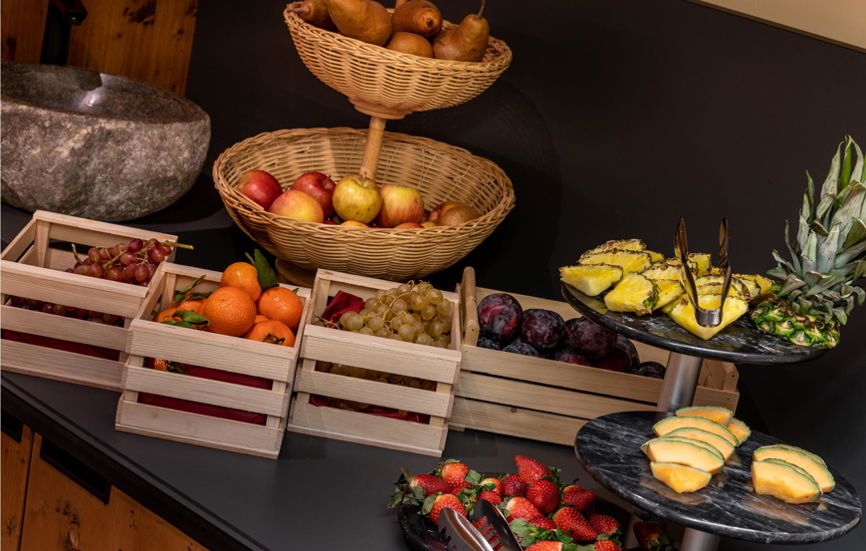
left=287, top=270, right=461, bottom=456
left=450, top=268, right=740, bottom=446
left=115, top=263, right=310, bottom=458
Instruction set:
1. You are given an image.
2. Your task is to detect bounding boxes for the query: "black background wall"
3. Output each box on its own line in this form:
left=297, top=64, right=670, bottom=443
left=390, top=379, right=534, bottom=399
left=145, top=1, right=865, bottom=549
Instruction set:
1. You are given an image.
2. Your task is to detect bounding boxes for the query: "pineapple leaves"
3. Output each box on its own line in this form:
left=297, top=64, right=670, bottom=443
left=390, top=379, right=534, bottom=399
left=835, top=240, right=866, bottom=268
left=816, top=226, right=840, bottom=273
left=816, top=142, right=842, bottom=223
left=783, top=221, right=802, bottom=274
left=845, top=219, right=866, bottom=250
left=801, top=231, right=817, bottom=274
left=840, top=137, right=853, bottom=194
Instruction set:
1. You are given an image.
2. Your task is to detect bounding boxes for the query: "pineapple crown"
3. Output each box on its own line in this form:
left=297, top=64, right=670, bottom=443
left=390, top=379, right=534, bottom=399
left=770, top=135, right=866, bottom=326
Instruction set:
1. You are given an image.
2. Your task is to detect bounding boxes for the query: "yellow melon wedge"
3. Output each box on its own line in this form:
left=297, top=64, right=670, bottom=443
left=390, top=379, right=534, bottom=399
left=727, top=417, right=751, bottom=446
left=642, top=438, right=725, bottom=473
left=653, top=436, right=725, bottom=473
left=653, top=415, right=739, bottom=447
left=675, top=406, right=733, bottom=426
left=666, top=427, right=735, bottom=461
left=651, top=462, right=712, bottom=493
left=754, top=445, right=835, bottom=493
left=752, top=459, right=821, bottom=504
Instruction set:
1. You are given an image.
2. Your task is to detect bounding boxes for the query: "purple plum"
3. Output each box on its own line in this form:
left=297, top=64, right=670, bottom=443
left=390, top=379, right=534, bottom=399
left=553, top=347, right=590, bottom=365
left=630, top=361, right=666, bottom=379
left=477, top=336, right=501, bottom=350
left=478, top=293, right=523, bottom=344
left=520, top=309, right=564, bottom=351
left=502, top=341, right=539, bottom=357
left=564, top=318, right=617, bottom=359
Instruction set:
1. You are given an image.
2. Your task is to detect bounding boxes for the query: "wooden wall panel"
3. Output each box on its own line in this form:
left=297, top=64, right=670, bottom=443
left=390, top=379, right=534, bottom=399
left=0, top=0, right=49, bottom=62
left=67, top=0, right=198, bottom=95
left=1, top=424, right=34, bottom=551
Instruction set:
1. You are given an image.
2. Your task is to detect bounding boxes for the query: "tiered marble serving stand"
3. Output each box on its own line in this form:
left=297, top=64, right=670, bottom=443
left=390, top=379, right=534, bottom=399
left=561, top=283, right=862, bottom=551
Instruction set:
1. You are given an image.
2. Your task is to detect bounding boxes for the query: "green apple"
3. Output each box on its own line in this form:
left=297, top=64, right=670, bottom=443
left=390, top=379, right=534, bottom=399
left=332, top=175, right=382, bottom=224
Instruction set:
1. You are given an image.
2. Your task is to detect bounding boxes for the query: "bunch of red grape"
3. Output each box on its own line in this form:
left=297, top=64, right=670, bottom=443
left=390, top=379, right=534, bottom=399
left=7, top=297, right=124, bottom=326
left=69, top=238, right=176, bottom=286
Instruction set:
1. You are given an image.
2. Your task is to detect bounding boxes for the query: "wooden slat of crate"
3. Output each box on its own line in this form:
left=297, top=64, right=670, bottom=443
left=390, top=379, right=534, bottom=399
left=1, top=340, right=123, bottom=391
left=0, top=305, right=128, bottom=350
left=450, top=398, right=584, bottom=447
left=289, top=392, right=447, bottom=457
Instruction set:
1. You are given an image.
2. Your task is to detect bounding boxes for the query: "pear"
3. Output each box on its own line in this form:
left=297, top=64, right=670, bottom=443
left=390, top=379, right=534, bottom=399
left=387, top=32, right=434, bottom=57
left=287, top=0, right=333, bottom=28
left=328, top=0, right=392, bottom=46
left=392, top=0, right=442, bottom=38
left=433, top=0, right=489, bottom=62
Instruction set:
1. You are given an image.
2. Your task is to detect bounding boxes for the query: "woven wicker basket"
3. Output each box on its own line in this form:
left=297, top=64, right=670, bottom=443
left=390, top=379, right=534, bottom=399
left=284, top=7, right=512, bottom=119
left=213, top=128, right=515, bottom=281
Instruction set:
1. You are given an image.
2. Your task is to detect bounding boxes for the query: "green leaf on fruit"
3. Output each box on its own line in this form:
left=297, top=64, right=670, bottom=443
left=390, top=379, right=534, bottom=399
left=175, top=310, right=209, bottom=325
left=421, top=494, right=437, bottom=515
left=250, top=249, right=279, bottom=290
left=465, top=469, right=482, bottom=485
left=173, top=275, right=206, bottom=304
left=160, top=320, right=196, bottom=329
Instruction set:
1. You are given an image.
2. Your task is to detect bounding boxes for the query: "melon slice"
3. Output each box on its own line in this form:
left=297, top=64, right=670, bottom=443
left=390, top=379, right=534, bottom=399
left=642, top=438, right=725, bottom=473
left=651, top=462, right=712, bottom=493
left=752, top=459, right=821, bottom=504
left=675, top=406, right=733, bottom=426
left=652, top=436, right=725, bottom=473
left=653, top=415, right=739, bottom=447
left=666, top=427, right=735, bottom=461
left=753, top=445, right=835, bottom=493
left=727, top=417, right=751, bottom=446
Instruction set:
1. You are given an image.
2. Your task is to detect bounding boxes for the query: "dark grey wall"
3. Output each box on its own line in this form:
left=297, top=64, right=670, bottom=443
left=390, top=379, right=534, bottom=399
left=172, top=1, right=865, bottom=549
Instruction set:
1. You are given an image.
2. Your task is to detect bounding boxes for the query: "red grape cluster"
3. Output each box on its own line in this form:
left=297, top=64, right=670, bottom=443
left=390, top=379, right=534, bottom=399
left=7, top=297, right=123, bottom=326
left=70, top=238, right=174, bottom=285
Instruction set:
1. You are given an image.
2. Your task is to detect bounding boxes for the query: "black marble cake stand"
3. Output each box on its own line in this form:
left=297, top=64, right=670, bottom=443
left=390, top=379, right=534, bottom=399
left=576, top=412, right=861, bottom=549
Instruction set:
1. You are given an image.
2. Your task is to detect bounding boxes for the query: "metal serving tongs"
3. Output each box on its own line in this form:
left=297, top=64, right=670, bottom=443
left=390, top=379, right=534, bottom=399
left=674, top=217, right=732, bottom=327
left=471, top=499, right=523, bottom=551
left=437, top=508, right=495, bottom=551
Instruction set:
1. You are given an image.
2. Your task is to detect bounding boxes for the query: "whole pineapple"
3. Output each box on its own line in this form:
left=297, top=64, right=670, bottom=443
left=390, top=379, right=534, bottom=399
left=751, top=136, right=866, bottom=348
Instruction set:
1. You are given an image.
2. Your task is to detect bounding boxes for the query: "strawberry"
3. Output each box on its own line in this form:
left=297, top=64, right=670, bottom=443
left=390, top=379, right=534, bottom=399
left=594, top=540, right=622, bottom=551
left=408, top=474, right=450, bottom=497
left=562, top=485, right=595, bottom=512
left=589, top=513, right=620, bottom=536
left=449, top=479, right=473, bottom=495
left=524, top=543, right=575, bottom=551
left=633, top=521, right=675, bottom=551
left=502, top=474, right=528, bottom=497
left=438, top=460, right=470, bottom=488
left=515, top=454, right=551, bottom=484
left=423, top=493, right=466, bottom=525
left=504, top=496, right=542, bottom=521
left=479, top=490, right=501, bottom=505
left=529, top=517, right=557, bottom=530
left=480, top=477, right=502, bottom=495
left=553, top=507, right=598, bottom=542
left=526, top=479, right=560, bottom=514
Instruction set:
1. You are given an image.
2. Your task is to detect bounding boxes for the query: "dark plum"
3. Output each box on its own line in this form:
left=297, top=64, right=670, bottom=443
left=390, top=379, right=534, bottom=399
left=593, top=349, right=629, bottom=372
left=478, top=293, right=523, bottom=344
left=630, top=361, right=666, bottom=379
left=564, top=318, right=617, bottom=359
left=520, top=309, right=564, bottom=351
left=477, top=336, right=501, bottom=350
left=502, top=341, right=539, bottom=357
left=553, top=347, right=590, bottom=365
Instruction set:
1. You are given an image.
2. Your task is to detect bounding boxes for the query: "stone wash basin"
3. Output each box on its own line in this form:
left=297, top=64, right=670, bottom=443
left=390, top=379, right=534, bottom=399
left=1, top=62, right=210, bottom=221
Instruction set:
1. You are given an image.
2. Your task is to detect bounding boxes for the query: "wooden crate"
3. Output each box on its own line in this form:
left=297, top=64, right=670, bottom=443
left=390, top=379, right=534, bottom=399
left=0, top=211, right=177, bottom=391
left=115, top=263, right=310, bottom=459
left=450, top=267, right=740, bottom=446
left=288, top=270, right=461, bottom=457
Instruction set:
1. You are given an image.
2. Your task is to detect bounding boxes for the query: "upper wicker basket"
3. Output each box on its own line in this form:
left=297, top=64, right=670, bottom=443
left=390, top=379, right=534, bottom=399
left=284, top=7, right=512, bottom=119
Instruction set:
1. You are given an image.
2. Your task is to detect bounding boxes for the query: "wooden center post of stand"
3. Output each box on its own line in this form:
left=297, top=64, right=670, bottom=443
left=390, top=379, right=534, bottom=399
left=359, top=116, right=387, bottom=182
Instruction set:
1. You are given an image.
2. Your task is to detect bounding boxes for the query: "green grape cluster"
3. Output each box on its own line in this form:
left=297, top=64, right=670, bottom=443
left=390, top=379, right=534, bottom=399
left=338, top=281, right=453, bottom=348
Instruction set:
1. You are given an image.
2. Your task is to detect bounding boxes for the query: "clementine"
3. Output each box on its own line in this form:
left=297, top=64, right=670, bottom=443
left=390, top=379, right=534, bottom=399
left=154, top=306, right=178, bottom=323
left=254, top=314, right=269, bottom=325
left=245, top=320, right=296, bottom=347
left=220, top=261, right=262, bottom=301
left=175, top=299, right=204, bottom=314
left=202, top=286, right=257, bottom=337
left=257, top=287, right=304, bottom=332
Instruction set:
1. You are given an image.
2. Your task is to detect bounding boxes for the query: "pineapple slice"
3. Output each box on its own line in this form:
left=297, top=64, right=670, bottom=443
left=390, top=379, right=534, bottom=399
left=737, top=274, right=774, bottom=297
left=586, top=239, right=646, bottom=255
left=604, top=273, right=657, bottom=315
left=645, top=250, right=665, bottom=263
left=653, top=280, right=684, bottom=310
left=560, top=264, right=623, bottom=296
left=644, top=260, right=698, bottom=281
left=695, top=276, right=752, bottom=301
left=580, top=250, right=653, bottom=274
left=689, top=253, right=712, bottom=276
left=735, top=277, right=761, bottom=301
left=668, top=294, right=749, bottom=340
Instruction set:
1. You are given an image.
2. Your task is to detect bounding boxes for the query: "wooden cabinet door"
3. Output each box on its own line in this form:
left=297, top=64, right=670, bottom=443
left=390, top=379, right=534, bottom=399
left=20, top=434, right=206, bottom=551
left=1, top=412, right=34, bottom=551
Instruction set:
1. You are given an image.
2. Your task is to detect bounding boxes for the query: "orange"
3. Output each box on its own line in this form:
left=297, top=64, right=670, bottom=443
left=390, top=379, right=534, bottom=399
left=245, top=320, right=296, bottom=347
left=254, top=314, right=269, bottom=325
left=175, top=299, right=204, bottom=314
left=202, top=286, right=257, bottom=337
left=257, top=287, right=304, bottom=332
left=154, top=306, right=178, bottom=323
left=220, top=261, right=262, bottom=301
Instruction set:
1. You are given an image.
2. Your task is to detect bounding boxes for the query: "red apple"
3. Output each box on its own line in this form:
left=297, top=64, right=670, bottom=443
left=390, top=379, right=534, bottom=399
left=429, top=201, right=461, bottom=223
left=394, top=222, right=423, bottom=229
left=377, top=184, right=425, bottom=228
left=291, top=171, right=336, bottom=218
left=239, top=170, right=282, bottom=209
left=268, top=189, right=324, bottom=223
left=332, top=175, right=382, bottom=223
left=341, top=220, right=368, bottom=228
left=421, top=220, right=437, bottom=228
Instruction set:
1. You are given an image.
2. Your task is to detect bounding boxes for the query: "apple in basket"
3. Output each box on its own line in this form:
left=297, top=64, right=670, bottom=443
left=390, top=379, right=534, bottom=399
left=239, top=170, right=283, bottom=209
left=268, top=189, right=325, bottom=223
left=377, top=184, right=425, bottom=227
left=332, top=175, right=382, bottom=224
left=438, top=204, right=480, bottom=226
left=291, top=171, right=336, bottom=218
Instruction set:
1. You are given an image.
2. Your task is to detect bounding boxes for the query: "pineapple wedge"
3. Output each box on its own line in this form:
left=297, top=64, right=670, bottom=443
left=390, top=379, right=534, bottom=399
left=580, top=250, right=653, bottom=274
left=669, top=294, right=749, bottom=340
left=735, top=277, right=761, bottom=301
left=586, top=239, right=646, bottom=254
left=653, top=280, right=684, bottom=310
left=737, top=274, right=774, bottom=297
left=605, top=273, right=657, bottom=315
left=689, top=253, right=712, bottom=276
left=645, top=250, right=665, bottom=263
left=695, top=276, right=752, bottom=301
left=560, top=264, right=623, bottom=296
left=644, top=260, right=698, bottom=282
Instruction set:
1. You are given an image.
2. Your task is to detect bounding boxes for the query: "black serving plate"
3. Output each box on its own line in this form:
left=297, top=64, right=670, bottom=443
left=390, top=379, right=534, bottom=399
left=575, top=412, right=862, bottom=544
left=561, top=283, right=824, bottom=364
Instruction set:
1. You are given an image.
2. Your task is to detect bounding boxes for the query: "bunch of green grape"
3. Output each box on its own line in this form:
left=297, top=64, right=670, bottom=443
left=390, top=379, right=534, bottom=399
left=338, top=282, right=453, bottom=348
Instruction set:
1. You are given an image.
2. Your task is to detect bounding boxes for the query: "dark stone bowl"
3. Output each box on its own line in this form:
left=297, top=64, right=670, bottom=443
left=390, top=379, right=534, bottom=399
left=1, top=62, right=210, bottom=221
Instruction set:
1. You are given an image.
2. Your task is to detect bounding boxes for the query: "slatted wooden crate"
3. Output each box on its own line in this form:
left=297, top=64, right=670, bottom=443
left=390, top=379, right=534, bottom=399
left=0, top=210, right=177, bottom=390
left=450, top=267, right=740, bottom=446
left=115, top=263, right=310, bottom=459
left=288, top=270, right=461, bottom=457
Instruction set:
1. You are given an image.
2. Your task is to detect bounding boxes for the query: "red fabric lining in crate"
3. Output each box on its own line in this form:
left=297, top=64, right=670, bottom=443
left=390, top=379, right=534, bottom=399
left=1, top=329, right=121, bottom=361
